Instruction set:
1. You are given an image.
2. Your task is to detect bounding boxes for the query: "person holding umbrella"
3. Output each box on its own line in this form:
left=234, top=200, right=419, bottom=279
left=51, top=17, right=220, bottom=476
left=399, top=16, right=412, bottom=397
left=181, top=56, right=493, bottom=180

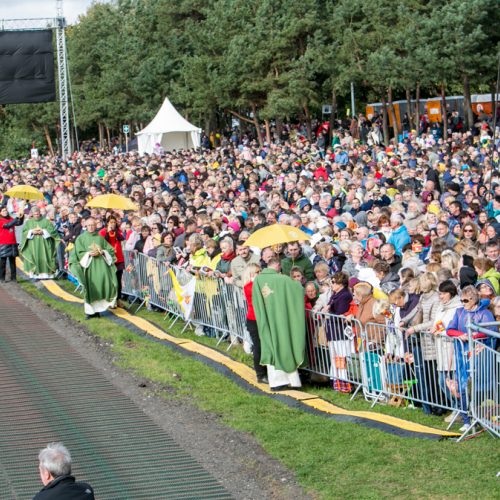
left=0, top=204, right=24, bottom=282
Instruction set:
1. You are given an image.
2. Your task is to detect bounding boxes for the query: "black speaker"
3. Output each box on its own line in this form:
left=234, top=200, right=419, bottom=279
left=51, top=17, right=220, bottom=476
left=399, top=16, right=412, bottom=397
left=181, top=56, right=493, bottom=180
left=0, top=30, right=56, bottom=105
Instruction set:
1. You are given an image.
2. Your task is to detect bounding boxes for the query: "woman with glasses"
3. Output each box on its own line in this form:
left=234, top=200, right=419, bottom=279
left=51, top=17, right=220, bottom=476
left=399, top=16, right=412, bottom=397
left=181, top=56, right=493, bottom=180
left=446, top=285, right=497, bottom=432
left=166, top=215, right=182, bottom=237
left=460, top=222, right=479, bottom=242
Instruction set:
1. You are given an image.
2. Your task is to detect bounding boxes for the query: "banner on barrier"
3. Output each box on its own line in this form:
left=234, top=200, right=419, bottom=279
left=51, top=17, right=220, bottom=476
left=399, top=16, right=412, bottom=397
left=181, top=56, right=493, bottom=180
left=169, top=269, right=196, bottom=320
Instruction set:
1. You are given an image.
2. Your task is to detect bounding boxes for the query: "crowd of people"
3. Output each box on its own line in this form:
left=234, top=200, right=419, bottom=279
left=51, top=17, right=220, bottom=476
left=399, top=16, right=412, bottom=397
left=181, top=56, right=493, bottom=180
left=1, top=113, right=499, bottom=430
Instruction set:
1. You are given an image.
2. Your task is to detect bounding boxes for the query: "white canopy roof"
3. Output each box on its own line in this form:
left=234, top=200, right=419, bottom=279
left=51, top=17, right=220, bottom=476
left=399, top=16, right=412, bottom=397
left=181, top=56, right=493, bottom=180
left=136, top=98, right=201, bottom=155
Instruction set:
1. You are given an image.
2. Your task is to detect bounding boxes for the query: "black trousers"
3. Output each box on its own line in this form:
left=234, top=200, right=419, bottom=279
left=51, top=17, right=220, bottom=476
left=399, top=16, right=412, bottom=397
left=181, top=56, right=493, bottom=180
left=0, top=256, right=16, bottom=281
left=116, top=269, right=123, bottom=299
left=246, top=319, right=267, bottom=378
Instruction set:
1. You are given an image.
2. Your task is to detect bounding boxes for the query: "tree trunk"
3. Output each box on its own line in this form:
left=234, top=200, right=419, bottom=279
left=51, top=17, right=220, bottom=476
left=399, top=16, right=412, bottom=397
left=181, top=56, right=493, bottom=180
left=405, top=87, right=412, bottom=130
left=303, top=104, right=312, bottom=142
left=98, top=122, right=105, bottom=149
left=381, top=95, right=390, bottom=146
left=264, top=119, right=271, bottom=145
left=328, top=88, right=337, bottom=145
left=387, top=87, right=399, bottom=141
left=106, top=125, right=111, bottom=150
left=251, top=103, right=264, bottom=148
left=43, top=125, right=54, bottom=156
left=441, top=84, right=448, bottom=141
left=463, top=74, right=473, bottom=130
left=276, top=117, right=283, bottom=140
left=415, top=82, right=421, bottom=135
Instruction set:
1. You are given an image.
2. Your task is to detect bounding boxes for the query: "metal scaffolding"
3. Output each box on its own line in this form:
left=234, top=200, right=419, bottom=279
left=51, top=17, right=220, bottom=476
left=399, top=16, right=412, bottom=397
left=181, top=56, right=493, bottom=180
left=0, top=0, right=72, bottom=158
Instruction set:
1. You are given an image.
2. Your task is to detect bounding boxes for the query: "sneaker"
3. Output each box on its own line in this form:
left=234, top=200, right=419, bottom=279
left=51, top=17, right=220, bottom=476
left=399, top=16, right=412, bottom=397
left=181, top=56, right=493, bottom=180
left=459, top=424, right=474, bottom=433
left=243, top=340, right=253, bottom=354
left=257, top=376, right=268, bottom=384
left=194, top=325, right=205, bottom=337
left=444, top=410, right=459, bottom=423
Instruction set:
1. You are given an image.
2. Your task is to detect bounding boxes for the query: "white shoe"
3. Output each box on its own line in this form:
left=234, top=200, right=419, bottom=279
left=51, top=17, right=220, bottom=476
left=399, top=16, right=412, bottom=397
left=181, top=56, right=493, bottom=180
left=459, top=424, right=474, bottom=433
left=194, top=325, right=205, bottom=337
left=444, top=410, right=459, bottom=423
left=243, top=340, right=253, bottom=354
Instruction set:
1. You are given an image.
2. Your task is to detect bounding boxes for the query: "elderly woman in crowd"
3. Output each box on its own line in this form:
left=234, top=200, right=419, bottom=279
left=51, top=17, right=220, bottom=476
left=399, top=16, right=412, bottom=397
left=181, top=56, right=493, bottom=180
left=446, top=285, right=497, bottom=431
left=342, top=242, right=368, bottom=278
left=352, top=282, right=386, bottom=345
left=214, top=237, right=236, bottom=278
left=313, top=241, right=343, bottom=274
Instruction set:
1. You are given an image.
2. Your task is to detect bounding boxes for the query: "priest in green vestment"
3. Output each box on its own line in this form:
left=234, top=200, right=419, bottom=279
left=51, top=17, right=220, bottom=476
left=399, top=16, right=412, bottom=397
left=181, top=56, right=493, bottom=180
left=252, top=257, right=305, bottom=390
left=20, top=207, right=59, bottom=279
left=72, top=217, right=118, bottom=318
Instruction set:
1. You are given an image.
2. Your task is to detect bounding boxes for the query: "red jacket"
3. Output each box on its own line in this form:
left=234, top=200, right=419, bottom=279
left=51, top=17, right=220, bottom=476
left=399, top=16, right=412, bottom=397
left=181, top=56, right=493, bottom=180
left=99, top=228, right=124, bottom=264
left=0, top=216, right=18, bottom=245
left=243, top=281, right=256, bottom=320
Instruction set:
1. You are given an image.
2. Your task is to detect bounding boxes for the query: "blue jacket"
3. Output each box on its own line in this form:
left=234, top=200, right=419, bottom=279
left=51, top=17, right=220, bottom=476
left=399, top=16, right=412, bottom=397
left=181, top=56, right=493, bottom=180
left=446, top=302, right=496, bottom=393
left=446, top=302, right=497, bottom=336
left=388, top=225, right=411, bottom=255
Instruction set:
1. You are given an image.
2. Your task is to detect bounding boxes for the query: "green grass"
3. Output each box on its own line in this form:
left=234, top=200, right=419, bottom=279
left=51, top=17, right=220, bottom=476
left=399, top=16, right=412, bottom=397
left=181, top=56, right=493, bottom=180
left=132, top=300, right=456, bottom=431
left=21, top=279, right=500, bottom=499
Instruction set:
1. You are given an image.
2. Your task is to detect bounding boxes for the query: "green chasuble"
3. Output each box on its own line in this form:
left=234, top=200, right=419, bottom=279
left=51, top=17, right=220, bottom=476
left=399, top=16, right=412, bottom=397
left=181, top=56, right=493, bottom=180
left=20, top=217, right=59, bottom=279
left=72, top=231, right=118, bottom=314
left=252, top=268, right=305, bottom=373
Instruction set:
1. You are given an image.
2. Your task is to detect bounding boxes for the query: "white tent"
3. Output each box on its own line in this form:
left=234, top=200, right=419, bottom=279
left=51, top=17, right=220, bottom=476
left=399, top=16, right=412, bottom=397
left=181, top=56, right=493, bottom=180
left=136, top=98, right=201, bottom=155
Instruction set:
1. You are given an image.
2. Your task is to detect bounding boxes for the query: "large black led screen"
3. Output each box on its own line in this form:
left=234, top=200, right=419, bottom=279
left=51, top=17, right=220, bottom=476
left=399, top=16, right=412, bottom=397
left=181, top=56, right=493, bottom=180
left=0, top=30, right=56, bottom=104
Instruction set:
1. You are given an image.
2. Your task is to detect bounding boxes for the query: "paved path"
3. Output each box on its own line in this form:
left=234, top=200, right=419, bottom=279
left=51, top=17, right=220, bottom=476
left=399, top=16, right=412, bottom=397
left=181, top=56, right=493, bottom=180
left=0, top=286, right=231, bottom=499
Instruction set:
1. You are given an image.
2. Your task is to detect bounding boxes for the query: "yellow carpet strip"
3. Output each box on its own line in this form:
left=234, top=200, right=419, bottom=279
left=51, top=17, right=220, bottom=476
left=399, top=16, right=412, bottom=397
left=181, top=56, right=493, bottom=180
left=34, top=272, right=458, bottom=437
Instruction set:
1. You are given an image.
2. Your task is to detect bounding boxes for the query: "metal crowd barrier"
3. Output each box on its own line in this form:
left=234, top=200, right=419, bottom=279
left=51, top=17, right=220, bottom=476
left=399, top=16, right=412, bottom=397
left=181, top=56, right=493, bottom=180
left=467, top=322, right=500, bottom=440
left=303, top=310, right=364, bottom=397
left=360, top=323, right=467, bottom=425
left=122, top=251, right=249, bottom=349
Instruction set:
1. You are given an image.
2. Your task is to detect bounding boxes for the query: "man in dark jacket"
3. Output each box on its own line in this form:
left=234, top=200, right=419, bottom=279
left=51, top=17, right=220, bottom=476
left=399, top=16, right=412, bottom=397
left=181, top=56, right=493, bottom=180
left=380, top=243, right=402, bottom=274
left=34, top=442, right=94, bottom=499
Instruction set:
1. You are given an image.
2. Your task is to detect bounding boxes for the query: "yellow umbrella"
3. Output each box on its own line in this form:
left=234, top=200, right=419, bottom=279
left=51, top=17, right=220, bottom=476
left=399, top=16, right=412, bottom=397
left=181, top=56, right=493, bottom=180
left=4, top=184, right=44, bottom=200
left=86, top=194, right=138, bottom=211
left=243, top=224, right=310, bottom=249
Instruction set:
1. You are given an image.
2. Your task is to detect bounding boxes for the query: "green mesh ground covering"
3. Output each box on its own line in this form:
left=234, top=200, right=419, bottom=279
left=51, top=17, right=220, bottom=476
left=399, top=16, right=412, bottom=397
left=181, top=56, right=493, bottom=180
left=0, top=288, right=232, bottom=499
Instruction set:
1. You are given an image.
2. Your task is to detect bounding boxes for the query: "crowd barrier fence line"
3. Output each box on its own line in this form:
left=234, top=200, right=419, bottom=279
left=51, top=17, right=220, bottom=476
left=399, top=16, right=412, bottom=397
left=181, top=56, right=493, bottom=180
left=118, top=251, right=498, bottom=437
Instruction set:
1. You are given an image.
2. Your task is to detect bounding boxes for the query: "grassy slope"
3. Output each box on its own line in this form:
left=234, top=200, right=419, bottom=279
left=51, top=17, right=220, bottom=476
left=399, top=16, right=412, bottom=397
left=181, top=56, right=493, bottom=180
left=22, top=281, right=500, bottom=499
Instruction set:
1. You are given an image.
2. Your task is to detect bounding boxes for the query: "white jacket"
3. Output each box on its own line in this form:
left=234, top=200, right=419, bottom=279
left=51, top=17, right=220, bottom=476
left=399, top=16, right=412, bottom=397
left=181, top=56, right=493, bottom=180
left=431, top=295, right=461, bottom=371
